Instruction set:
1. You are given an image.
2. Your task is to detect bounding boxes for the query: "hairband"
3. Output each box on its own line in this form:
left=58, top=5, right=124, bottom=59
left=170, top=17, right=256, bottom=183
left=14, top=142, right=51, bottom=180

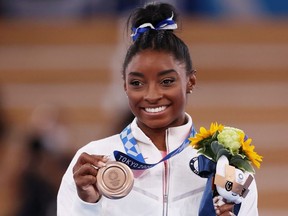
left=131, top=13, right=178, bottom=42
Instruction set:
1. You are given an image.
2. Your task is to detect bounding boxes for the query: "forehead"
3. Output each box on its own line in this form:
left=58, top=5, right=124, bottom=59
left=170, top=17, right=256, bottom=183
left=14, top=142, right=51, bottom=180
left=126, top=50, right=185, bottom=74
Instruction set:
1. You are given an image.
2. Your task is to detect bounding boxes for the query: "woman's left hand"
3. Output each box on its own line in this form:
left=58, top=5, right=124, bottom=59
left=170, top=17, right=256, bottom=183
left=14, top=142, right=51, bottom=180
left=214, top=196, right=235, bottom=216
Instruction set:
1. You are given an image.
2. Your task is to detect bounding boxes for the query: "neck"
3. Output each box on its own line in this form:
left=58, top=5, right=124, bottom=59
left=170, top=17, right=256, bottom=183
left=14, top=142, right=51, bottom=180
left=136, top=115, right=188, bottom=151
left=139, top=125, right=167, bottom=151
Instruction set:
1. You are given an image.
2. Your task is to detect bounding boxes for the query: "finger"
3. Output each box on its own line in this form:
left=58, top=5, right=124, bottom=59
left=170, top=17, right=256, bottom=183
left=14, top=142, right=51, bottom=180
left=89, top=154, right=109, bottom=167
left=75, top=174, right=98, bottom=189
left=73, top=163, right=98, bottom=177
left=213, top=195, right=225, bottom=207
left=216, top=198, right=226, bottom=207
left=218, top=211, right=236, bottom=216
left=79, top=152, right=108, bottom=166
left=213, top=195, right=220, bottom=203
left=218, top=203, right=234, bottom=215
left=73, top=153, right=108, bottom=173
left=73, top=164, right=99, bottom=189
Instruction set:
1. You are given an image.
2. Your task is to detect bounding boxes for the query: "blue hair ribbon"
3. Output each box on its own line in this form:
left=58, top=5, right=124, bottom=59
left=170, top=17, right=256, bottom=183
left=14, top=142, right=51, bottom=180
left=131, top=13, right=177, bottom=41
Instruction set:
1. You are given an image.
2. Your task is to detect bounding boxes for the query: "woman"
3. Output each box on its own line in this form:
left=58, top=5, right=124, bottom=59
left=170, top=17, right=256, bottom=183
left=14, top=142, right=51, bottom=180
left=57, top=2, right=258, bottom=216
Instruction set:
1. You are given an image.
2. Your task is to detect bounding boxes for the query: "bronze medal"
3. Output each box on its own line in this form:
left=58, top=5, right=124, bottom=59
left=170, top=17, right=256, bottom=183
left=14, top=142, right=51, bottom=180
left=96, top=161, right=134, bottom=199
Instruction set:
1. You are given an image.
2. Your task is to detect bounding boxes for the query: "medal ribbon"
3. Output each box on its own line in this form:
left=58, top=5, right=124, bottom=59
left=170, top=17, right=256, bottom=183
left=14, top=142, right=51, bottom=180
left=114, top=124, right=196, bottom=170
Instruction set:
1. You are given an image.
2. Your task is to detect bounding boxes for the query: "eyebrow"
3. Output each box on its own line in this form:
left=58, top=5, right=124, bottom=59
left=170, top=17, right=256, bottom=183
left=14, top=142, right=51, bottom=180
left=158, top=69, right=177, bottom=76
left=128, top=69, right=177, bottom=77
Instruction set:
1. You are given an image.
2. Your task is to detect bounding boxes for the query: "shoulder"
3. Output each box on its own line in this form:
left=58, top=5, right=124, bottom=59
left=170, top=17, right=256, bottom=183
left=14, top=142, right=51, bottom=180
left=76, top=134, right=122, bottom=156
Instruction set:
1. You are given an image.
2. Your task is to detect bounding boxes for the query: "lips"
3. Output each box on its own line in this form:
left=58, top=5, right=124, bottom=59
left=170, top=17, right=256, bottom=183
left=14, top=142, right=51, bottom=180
left=144, top=106, right=167, bottom=113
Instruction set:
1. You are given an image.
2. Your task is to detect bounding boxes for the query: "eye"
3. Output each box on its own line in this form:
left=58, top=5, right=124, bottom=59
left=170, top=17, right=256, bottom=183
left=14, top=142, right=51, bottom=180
left=161, top=78, right=175, bottom=86
left=129, top=80, right=143, bottom=87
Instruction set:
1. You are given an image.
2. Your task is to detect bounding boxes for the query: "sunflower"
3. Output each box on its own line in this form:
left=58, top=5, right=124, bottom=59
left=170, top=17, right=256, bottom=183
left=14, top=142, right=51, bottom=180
left=189, top=122, right=224, bottom=148
left=240, top=133, right=263, bottom=169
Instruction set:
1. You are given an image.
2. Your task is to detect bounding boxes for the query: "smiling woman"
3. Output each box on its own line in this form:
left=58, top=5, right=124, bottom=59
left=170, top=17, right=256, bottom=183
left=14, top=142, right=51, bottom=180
left=57, top=2, right=259, bottom=216
left=124, top=50, right=195, bottom=150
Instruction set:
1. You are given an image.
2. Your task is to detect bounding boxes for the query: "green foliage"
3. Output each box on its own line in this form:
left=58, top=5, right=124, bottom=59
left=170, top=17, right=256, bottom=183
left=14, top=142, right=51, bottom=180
left=195, top=133, right=255, bottom=174
left=230, top=155, right=255, bottom=174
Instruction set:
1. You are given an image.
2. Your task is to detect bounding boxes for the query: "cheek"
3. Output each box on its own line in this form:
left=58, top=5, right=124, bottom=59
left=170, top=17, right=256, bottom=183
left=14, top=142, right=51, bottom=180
left=173, top=87, right=188, bottom=109
left=172, top=85, right=187, bottom=100
left=126, top=91, right=141, bottom=106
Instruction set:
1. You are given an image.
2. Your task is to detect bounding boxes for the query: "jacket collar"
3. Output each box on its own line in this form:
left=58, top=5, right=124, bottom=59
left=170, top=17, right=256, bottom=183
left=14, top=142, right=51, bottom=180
left=130, top=113, right=194, bottom=149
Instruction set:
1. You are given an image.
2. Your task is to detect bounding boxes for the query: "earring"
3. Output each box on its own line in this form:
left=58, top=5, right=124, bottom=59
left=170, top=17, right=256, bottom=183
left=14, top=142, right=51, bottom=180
left=189, top=89, right=193, bottom=94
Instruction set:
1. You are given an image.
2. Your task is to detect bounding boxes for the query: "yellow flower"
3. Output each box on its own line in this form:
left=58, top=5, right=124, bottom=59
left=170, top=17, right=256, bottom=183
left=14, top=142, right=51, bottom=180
left=240, top=134, right=263, bottom=168
left=189, top=122, right=224, bottom=148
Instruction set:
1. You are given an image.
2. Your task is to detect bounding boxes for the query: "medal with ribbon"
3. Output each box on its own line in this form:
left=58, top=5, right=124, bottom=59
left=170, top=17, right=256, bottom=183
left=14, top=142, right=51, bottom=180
left=98, top=124, right=195, bottom=200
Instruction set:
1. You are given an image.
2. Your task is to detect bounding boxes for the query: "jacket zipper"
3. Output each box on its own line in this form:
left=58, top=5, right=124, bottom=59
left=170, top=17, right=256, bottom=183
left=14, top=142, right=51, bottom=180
left=163, top=130, right=170, bottom=216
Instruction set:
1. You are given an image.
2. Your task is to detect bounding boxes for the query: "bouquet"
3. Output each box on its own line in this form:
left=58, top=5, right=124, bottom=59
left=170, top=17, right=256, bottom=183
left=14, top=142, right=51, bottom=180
left=189, top=122, right=263, bottom=214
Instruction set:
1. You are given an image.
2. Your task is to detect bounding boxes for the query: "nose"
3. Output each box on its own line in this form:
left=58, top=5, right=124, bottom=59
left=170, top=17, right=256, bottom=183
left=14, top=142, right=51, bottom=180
left=144, top=84, right=163, bottom=103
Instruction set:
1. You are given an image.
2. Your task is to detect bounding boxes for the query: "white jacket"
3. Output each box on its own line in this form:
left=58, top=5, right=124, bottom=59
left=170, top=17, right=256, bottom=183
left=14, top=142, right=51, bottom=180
left=57, top=115, right=258, bottom=216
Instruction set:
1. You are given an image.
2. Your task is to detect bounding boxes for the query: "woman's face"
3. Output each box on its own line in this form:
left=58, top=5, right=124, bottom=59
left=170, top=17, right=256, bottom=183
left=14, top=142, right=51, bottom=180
left=124, top=50, right=195, bottom=131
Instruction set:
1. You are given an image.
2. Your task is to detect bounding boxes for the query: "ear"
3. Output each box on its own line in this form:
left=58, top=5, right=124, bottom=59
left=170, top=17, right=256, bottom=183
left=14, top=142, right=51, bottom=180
left=216, top=155, right=229, bottom=177
left=186, top=71, right=196, bottom=94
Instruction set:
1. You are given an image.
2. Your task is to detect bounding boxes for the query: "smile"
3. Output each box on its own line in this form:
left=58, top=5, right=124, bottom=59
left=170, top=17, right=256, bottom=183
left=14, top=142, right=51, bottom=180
left=144, top=106, right=167, bottom=113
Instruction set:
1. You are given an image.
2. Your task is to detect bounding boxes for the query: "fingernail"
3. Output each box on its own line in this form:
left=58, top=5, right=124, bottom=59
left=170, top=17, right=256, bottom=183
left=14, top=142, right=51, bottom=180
left=98, top=161, right=106, bottom=167
left=215, top=209, right=220, bottom=215
left=103, top=155, right=111, bottom=161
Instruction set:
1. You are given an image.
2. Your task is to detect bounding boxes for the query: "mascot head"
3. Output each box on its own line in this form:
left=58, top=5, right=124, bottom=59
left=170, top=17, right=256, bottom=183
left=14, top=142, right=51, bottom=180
left=215, top=155, right=253, bottom=204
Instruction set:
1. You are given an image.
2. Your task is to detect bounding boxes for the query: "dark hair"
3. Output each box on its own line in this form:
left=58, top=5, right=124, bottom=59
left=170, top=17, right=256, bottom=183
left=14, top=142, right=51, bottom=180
left=122, top=2, right=193, bottom=79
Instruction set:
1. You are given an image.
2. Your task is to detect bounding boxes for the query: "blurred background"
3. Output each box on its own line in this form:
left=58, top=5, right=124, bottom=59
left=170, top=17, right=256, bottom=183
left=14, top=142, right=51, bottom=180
left=0, top=0, right=287, bottom=215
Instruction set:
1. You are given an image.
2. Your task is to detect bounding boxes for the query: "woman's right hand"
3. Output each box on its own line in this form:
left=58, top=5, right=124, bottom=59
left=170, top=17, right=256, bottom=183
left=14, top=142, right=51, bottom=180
left=72, top=152, right=108, bottom=203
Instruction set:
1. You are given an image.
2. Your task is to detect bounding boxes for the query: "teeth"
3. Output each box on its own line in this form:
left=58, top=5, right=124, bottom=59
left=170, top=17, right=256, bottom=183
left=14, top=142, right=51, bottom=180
left=145, top=106, right=166, bottom=113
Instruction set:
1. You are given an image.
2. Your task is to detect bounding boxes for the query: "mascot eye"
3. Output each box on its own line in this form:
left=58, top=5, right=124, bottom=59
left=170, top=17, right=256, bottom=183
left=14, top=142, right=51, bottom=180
left=238, top=173, right=244, bottom=180
left=225, top=181, right=233, bottom=191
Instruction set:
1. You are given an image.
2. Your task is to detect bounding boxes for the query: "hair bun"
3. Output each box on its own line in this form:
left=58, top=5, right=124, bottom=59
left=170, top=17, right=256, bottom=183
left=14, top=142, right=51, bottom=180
left=129, top=3, right=178, bottom=41
left=122, top=2, right=192, bottom=79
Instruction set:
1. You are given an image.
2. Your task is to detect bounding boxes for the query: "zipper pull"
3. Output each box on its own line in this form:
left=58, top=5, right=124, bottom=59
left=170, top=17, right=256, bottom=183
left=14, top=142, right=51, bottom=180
left=163, top=194, right=168, bottom=203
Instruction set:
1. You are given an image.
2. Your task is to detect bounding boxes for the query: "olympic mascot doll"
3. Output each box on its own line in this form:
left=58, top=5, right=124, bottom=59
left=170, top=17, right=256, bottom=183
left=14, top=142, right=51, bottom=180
left=189, top=123, right=262, bottom=215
